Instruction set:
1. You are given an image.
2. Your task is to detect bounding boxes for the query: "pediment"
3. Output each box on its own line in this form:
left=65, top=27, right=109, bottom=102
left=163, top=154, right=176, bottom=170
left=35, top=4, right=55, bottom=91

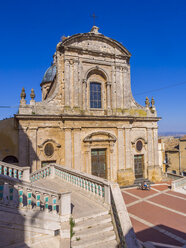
left=61, top=33, right=131, bottom=57
left=83, top=131, right=116, bottom=143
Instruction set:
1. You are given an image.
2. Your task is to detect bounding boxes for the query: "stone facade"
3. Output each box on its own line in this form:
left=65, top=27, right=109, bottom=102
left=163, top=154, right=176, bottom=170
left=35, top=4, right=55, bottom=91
left=162, top=136, right=186, bottom=175
left=3, top=26, right=162, bottom=185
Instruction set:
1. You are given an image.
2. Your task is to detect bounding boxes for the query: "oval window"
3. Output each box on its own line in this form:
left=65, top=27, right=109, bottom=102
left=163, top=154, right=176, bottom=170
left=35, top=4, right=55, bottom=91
left=136, top=140, right=143, bottom=152
left=44, top=143, right=54, bottom=157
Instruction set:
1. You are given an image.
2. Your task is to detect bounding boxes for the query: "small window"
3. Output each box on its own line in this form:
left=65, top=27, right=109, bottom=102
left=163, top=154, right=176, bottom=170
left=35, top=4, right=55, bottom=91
left=44, top=143, right=54, bottom=157
left=90, top=82, right=101, bottom=108
left=136, top=140, right=143, bottom=152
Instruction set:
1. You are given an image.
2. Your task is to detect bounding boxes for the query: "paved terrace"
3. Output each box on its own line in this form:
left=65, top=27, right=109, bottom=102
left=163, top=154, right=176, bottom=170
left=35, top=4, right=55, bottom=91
left=121, top=183, right=186, bottom=248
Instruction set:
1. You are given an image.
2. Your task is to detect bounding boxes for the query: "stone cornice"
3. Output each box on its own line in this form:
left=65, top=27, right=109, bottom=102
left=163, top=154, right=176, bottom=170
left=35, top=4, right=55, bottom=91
left=15, top=114, right=161, bottom=122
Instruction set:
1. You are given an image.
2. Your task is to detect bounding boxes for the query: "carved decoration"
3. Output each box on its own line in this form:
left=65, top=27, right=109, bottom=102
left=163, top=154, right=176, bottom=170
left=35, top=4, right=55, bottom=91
left=83, top=131, right=117, bottom=143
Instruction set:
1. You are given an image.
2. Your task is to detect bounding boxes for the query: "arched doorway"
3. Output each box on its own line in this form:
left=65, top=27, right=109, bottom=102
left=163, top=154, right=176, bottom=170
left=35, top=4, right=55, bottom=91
left=2, top=156, right=18, bottom=164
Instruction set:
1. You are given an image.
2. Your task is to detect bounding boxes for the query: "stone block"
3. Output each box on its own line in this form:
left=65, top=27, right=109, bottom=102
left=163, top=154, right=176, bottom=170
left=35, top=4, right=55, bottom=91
left=148, top=166, right=162, bottom=182
left=117, top=169, right=135, bottom=186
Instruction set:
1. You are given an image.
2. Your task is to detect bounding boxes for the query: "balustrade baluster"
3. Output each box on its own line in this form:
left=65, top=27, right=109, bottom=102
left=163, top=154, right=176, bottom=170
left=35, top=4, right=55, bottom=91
left=0, top=165, right=2, bottom=174
left=18, top=171, right=22, bottom=179
left=82, top=179, right=85, bottom=189
left=4, top=167, right=7, bottom=176
left=46, top=168, right=49, bottom=176
left=95, top=184, right=98, bottom=195
left=9, top=168, right=12, bottom=177
left=85, top=180, right=87, bottom=190
left=36, top=192, right=41, bottom=209
left=88, top=181, right=90, bottom=191
left=14, top=169, right=17, bottom=179
left=18, top=189, right=23, bottom=208
left=52, top=196, right=57, bottom=212
left=102, top=186, right=104, bottom=197
left=27, top=190, right=32, bottom=209
left=44, top=195, right=49, bottom=211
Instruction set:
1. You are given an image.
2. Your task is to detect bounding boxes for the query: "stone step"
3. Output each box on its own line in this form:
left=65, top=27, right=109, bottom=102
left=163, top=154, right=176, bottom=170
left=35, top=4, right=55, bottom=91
left=71, top=230, right=116, bottom=248
left=87, top=239, right=118, bottom=248
left=74, top=210, right=109, bottom=223
left=72, top=221, right=113, bottom=240
left=73, top=214, right=111, bottom=232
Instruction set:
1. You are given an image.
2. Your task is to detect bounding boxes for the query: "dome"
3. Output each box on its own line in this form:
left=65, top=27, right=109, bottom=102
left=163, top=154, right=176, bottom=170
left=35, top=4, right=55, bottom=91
left=41, top=64, right=56, bottom=84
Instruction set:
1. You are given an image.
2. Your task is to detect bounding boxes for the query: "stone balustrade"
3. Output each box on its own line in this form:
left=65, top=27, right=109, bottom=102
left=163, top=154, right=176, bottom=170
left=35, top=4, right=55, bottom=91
left=31, top=164, right=111, bottom=204
left=166, top=172, right=184, bottom=180
left=0, top=174, right=71, bottom=218
left=0, top=161, right=30, bottom=182
left=171, top=176, right=186, bottom=190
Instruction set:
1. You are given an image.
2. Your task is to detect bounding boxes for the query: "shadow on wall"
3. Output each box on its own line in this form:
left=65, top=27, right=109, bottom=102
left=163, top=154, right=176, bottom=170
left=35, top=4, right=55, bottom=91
left=135, top=224, right=186, bottom=247
left=0, top=118, right=19, bottom=164
left=0, top=176, right=51, bottom=247
left=0, top=180, right=29, bottom=247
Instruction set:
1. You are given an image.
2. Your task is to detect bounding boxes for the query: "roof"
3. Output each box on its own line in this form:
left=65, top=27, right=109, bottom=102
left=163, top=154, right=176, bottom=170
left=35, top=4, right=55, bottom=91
left=163, top=137, right=179, bottom=152
left=180, top=135, right=186, bottom=141
left=41, top=64, right=56, bottom=84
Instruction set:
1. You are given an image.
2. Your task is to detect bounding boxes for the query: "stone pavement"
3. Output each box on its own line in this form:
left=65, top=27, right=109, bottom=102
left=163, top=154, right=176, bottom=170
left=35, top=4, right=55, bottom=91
left=121, top=183, right=186, bottom=248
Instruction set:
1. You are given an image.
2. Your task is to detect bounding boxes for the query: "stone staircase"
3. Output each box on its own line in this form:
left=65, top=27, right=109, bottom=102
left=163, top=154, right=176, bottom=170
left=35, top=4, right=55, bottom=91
left=72, top=211, right=117, bottom=248
left=33, top=178, right=118, bottom=247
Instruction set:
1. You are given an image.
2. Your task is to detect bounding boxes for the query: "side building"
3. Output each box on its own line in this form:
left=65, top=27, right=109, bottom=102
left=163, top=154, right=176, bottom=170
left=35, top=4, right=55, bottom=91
left=0, top=26, right=162, bottom=185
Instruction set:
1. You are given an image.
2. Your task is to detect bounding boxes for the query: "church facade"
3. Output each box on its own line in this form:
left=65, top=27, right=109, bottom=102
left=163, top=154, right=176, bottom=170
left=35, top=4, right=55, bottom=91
left=3, top=26, right=162, bottom=185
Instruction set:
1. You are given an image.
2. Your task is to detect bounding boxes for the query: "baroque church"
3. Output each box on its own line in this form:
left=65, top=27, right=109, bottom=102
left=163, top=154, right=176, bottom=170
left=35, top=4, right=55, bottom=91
left=0, top=26, right=162, bottom=185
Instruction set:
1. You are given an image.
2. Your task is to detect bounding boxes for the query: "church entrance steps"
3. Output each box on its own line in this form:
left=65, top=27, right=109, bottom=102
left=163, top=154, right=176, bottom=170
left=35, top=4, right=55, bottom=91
left=72, top=212, right=117, bottom=248
left=33, top=178, right=118, bottom=247
left=72, top=221, right=113, bottom=238
left=33, top=177, right=108, bottom=220
left=73, top=213, right=112, bottom=232
left=74, top=210, right=109, bottom=223
left=71, top=230, right=116, bottom=248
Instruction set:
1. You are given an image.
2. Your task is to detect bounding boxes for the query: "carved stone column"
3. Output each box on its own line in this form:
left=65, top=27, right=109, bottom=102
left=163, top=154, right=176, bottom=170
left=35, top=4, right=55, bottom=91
left=111, top=65, right=116, bottom=109
left=82, top=79, right=87, bottom=110
left=153, top=128, right=159, bottom=166
left=123, top=67, right=128, bottom=109
left=74, top=60, right=79, bottom=107
left=106, top=81, right=111, bottom=110
left=109, top=143, right=114, bottom=181
left=116, top=66, right=121, bottom=109
left=74, top=128, right=81, bottom=170
left=125, top=128, right=131, bottom=169
left=118, top=128, right=125, bottom=170
left=147, top=128, right=153, bottom=167
left=65, top=128, right=72, bottom=168
left=65, top=60, right=70, bottom=106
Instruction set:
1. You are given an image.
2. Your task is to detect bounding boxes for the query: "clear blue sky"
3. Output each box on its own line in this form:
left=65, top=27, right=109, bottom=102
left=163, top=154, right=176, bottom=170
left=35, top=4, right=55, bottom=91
left=0, top=0, right=186, bottom=133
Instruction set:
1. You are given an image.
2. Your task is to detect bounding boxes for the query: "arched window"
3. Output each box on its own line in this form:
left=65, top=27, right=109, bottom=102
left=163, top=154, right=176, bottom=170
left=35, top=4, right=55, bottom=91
left=2, top=156, right=18, bottom=164
left=90, top=82, right=101, bottom=108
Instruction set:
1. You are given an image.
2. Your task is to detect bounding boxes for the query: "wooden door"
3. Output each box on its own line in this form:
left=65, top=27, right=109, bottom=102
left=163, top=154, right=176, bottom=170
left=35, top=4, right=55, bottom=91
left=91, top=149, right=106, bottom=179
left=134, top=155, right=144, bottom=178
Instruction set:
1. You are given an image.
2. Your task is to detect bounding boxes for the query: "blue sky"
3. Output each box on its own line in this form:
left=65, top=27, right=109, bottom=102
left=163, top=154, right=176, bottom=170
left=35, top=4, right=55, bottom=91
left=0, top=0, right=186, bottom=132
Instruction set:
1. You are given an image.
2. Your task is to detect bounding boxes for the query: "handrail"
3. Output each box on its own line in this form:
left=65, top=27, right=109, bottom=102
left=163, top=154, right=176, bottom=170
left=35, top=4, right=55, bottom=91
left=30, top=163, right=140, bottom=247
left=171, top=176, right=186, bottom=190
left=0, top=161, right=30, bottom=182
left=166, top=172, right=183, bottom=180
left=31, top=164, right=110, bottom=204
left=0, top=173, right=71, bottom=218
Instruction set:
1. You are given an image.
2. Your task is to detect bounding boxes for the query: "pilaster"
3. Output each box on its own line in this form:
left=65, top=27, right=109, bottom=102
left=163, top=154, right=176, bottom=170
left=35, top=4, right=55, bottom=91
left=65, top=128, right=72, bottom=168
left=118, top=128, right=125, bottom=170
